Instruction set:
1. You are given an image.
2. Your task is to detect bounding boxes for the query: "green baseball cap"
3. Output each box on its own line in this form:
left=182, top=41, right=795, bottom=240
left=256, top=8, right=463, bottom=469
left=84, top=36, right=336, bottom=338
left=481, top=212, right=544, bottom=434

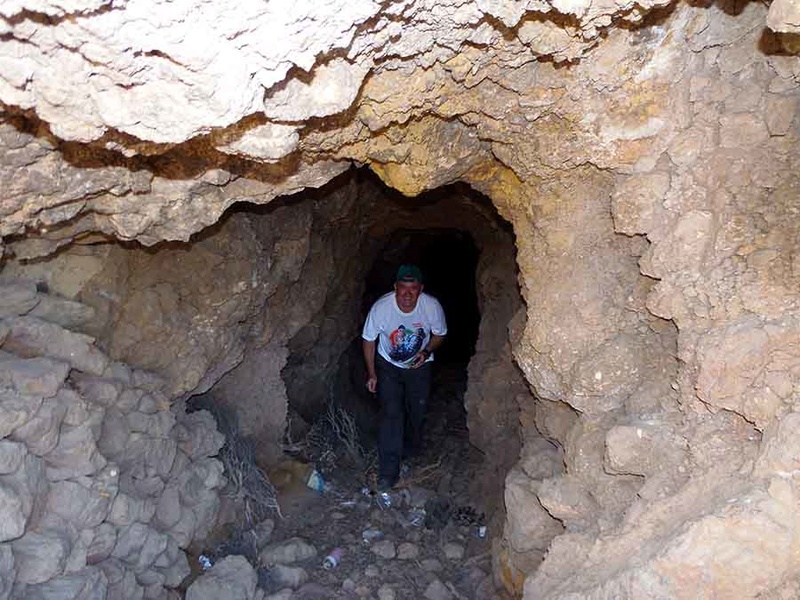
left=396, top=264, right=423, bottom=283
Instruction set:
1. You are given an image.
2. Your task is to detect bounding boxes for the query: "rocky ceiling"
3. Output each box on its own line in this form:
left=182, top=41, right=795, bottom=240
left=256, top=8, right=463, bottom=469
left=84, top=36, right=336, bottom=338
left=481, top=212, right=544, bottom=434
left=1, top=0, right=798, bottom=256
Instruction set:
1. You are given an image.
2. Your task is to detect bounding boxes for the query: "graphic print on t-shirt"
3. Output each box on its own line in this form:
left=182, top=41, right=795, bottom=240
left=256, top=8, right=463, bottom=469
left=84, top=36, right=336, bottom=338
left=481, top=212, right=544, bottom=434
left=388, top=323, right=425, bottom=363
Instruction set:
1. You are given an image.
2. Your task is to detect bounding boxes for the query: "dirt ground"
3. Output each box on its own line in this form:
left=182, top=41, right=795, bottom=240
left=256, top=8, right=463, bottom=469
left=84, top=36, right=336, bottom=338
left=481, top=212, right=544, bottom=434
left=191, top=364, right=509, bottom=599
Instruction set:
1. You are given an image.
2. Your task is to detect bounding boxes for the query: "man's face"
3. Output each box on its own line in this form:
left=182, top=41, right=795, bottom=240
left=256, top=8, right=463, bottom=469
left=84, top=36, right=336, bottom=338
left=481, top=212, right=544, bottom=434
left=395, top=280, right=422, bottom=313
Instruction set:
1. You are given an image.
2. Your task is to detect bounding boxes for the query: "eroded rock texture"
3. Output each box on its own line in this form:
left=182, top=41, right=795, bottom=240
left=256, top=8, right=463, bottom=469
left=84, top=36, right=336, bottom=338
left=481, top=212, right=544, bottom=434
left=1, top=0, right=800, bottom=598
left=0, top=280, right=224, bottom=598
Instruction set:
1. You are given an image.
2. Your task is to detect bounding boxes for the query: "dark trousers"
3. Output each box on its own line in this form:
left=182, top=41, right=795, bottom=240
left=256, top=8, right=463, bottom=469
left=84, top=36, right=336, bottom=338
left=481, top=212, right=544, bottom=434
left=376, top=354, right=432, bottom=483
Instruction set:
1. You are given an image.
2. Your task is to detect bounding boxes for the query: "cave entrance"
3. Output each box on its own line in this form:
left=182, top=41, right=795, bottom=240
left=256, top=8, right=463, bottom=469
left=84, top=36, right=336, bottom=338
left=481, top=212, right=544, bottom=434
left=279, top=170, right=529, bottom=516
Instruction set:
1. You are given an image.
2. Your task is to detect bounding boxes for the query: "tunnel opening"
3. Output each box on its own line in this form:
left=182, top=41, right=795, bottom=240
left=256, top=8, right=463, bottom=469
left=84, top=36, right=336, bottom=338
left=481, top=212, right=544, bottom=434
left=273, top=170, right=531, bottom=520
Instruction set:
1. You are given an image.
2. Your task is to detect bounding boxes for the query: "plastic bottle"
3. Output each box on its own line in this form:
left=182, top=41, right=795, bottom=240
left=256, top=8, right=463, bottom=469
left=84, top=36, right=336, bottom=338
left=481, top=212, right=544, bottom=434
left=322, top=547, right=343, bottom=569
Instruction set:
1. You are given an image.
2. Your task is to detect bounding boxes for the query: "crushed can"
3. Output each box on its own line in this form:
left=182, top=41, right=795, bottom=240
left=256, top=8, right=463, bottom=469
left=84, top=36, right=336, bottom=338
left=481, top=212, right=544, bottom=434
left=198, top=554, right=213, bottom=571
left=322, top=547, right=343, bottom=570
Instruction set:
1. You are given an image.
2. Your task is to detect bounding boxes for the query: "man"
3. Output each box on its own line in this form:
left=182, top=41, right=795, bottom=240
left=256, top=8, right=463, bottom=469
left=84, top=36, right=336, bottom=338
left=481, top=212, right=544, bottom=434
left=362, top=264, right=447, bottom=491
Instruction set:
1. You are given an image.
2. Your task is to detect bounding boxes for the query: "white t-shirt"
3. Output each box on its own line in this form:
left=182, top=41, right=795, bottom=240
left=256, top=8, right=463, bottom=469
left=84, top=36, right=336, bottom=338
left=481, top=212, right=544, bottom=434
left=362, top=292, right=447, bottom=368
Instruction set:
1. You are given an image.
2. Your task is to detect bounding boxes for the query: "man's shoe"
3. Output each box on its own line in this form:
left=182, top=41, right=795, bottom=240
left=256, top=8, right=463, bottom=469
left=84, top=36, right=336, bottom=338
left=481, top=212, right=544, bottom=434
left=376, top=478, right=393, bottom=493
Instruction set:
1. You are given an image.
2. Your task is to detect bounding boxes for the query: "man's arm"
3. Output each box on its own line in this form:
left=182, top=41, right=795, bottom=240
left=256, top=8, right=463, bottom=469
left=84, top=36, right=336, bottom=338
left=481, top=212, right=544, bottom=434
left=411, top=333, right=445, bottom=368
left=363, top=339, right=378, bottom=393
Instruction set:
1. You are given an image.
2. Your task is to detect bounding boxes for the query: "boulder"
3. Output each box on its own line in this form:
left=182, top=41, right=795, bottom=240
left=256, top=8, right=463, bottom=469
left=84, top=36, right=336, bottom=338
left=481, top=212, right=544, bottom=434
left=0, top=544, right=14, bottom=600
left=0, top=357, right=69, bottom=399
left=0, top=441, right=26, bottom=475
left=10, top=394, right=68, bottom=456
left=3, top=317, right=108, bottom=376
left=23, top=566, right=107, bottom=600
left=0, top=455, right=46, bottom=542
left=259, top=537, right=317, bottom=565
left=268, top=564, right=308, bottom=590
left=186, top=555, right=257, bottom=600
left=172, top=410, right=225, bottom=461
left=11, top=530, right=71, bottom=584
left=45, top=472, right=118, bottom=529
left=0, top=281, right=39, bottom=318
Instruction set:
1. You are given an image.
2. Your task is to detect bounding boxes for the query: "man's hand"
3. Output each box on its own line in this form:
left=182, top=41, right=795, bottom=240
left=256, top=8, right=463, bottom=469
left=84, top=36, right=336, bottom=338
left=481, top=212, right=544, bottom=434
left=410, top=350, right=428, bottom=369
left=366, top=375, right=378, bottom=393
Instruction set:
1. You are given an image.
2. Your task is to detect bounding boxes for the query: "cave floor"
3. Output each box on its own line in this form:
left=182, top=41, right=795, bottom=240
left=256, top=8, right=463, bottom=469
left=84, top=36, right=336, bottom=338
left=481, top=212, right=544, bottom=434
left=197, top=364, right=507, bottom=599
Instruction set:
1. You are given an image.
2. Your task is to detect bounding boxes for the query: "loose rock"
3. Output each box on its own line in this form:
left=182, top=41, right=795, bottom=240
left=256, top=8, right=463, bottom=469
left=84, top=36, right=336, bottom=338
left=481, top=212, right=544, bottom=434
left=424, top=578, right=454, bottom=600
left=370, top=540, right=396, bottom=559
left=186, top=555, right=258, bottom=600
left=397, top=542, right=420, bottom=560
left=259, top=537, right=317, bottom=565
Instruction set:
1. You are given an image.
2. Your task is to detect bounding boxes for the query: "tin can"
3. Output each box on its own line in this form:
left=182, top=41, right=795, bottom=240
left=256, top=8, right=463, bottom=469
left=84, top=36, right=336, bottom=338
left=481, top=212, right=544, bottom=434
left=322, top=547, right=343, bottom=570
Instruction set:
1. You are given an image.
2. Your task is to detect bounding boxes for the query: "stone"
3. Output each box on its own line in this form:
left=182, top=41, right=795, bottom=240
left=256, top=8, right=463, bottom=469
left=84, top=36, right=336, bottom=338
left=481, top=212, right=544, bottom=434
left=604, top=421, right=688, bottom=476
left=369, top=540, right=396, bottom=559
left=96, top=407, right=130, bottom=460
left=28, top=296, right=96, bottom=331
left=0, top=357, right=69, bottom=399
left=105, top=567, right=143, bottom=600
left=424, top=578, right=453, bottom=600
left=0, top=481, right=26, bottom=542
left=0, top=441, right=26, bottom=475
left=172, top=410, right=225, bottom=460
left=396, top=542, right=420, bottom=560
left=259, top=537, right=317, bottom=566
left=0, top=281, right=39, bottom=318
left=503, top=467, right=563, bottom=553
left=121, top=435, right=177, bottom=480
left=363, top=565, right=380, bottom=578
left=45, top=471, right=118, bottom=529
left=442, top=542, right=465, bottom=561
left=252, top=519, right=275, bottom=550
left=3, top=317, right=108, bottom=376
left=536, top=476, right=599, bottom=527
left=44, top=410, right=106, bottom=481
left=86, top=524, right=117, bottom=564
left=268, top=564, right=308, bottom=590
left=126, top=410, right=175, bottom=437
left=22, top=566, right=107, bottom=600
left=11, top=530, right=71, bottom=584
left=111, top=523, right=168, bottom=573
left=0, top=454, right=45, bottom=542
left=377, top=583, right=396, bottom=600
left=421, top=558, right=444, bottom=572
left=10, top=394, right=68, bottom=456
left=70, top=374, right=122, bottom=408
left=0, top=544, right=14, bottom=600
left=0, top=388, right=44, bottom=440
left=107, top=493, right=156, bottom=527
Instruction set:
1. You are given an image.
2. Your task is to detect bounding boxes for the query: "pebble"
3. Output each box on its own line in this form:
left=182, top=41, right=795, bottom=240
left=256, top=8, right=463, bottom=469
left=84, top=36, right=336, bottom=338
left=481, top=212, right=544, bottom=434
left=397, top=542, right=420, bottom=560
left=269, top=564, right=308, bottom=589
left=342, top=578, right=356, bottom=591
left=364, top=565, right=381, bottom=578
left=331, top=511, right=347, bottom=520
left=424, top=578, right=453, bottom=600
left=370, top=540, right=397, bottom=559
left=406, top=530, right=422, bottom=543
left=378, top=583, right=396, bottom=600
left=442, top=542, right=465, bottom=560
left=420, top=558, right=444, bottom=572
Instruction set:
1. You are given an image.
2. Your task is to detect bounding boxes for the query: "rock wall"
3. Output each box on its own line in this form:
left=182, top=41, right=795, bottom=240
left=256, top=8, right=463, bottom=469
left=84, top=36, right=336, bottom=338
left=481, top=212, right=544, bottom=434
left=0, top=280, right=225, bottom=598
left=1, top=0, right=800, bottom=598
